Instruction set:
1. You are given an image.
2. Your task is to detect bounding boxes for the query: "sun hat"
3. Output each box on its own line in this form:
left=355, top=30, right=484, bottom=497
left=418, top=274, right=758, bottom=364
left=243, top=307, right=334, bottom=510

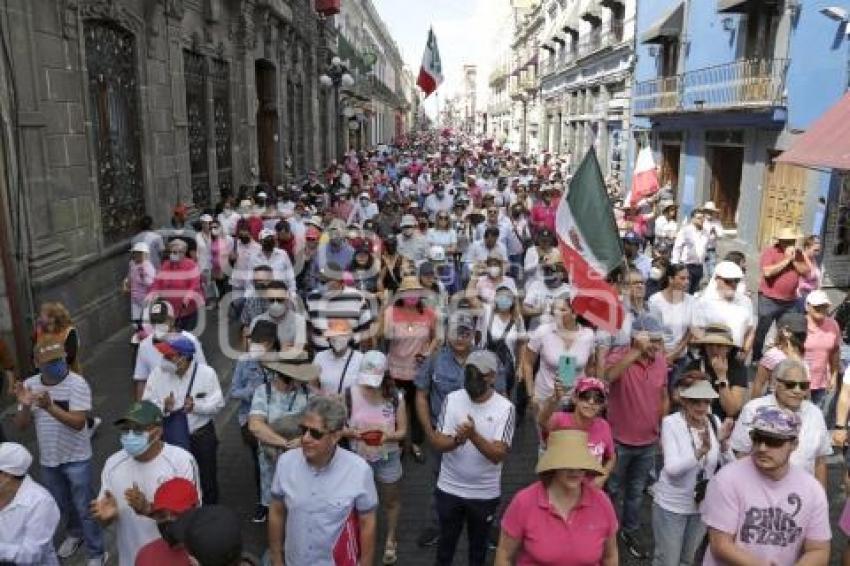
left=806, top=289, right=832, bottom=307
left=33, top=337, right=66, bottom=366
left=679, top=380, right=720, bottom=400
left=324, top=319, right=353, bottom=337
left=358, top=350, right=387, bottom=387
left=261, top=350, right=320, bottom=382
left=429, top=245, right=446, bottom=262
left=714, top=261, right=744, bottom=280
left=536, top=430, right=605, bottom=475
left=574, top=377, right=607, bottom=396
left=466, top=350, right=499, bottom=374
left=114, top=400, right=163, bottom=427
left=775, top=226, right=802, bottom=241
left=131, top=242, right=150, bottom=254
left=398, top=276, right=425, bottom=292
left=701, top=201, right=719, bottom=213
left=749, top=405, right=800, bottom=439
left=694, top=323, right=735, bottom=347
left=399, top=214, right=417, bottom=228
left=0, top=443, right=33, bottom=476
left=199, top=214, right=214, bottom=223
left=150, top=477, right=199, bottom=515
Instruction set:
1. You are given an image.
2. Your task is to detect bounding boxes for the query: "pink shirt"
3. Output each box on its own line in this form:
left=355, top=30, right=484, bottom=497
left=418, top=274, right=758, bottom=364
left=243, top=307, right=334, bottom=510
left=546, top=413, right=614, bottom=465
left=605, top=349, right=667, bottom=446
left=530, top=203, right=557, bottom=233
left=149, top=257, right=204, bottom=316
left=702, top=457, right=831, bottom=566
left=128, top=260, right=156, bottom=304
left=384, top=307, right=436, bottom=381
left=804, top=316, right=840, bottom=390
left=501, top=480, right=618, bottom=566
left=759, top=245, right=800, bottom=301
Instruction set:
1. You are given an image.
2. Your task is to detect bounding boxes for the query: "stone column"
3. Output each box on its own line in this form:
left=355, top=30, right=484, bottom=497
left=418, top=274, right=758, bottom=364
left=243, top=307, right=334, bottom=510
left=237, top=0, right=259, bottom=186
left=598, top=83, right=610, bottom=175
left=164, top=4, right=191, bottom=205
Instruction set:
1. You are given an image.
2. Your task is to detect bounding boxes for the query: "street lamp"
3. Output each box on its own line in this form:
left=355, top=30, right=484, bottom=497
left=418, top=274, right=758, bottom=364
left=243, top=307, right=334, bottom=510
left=320, top=57, right=355, bottom=160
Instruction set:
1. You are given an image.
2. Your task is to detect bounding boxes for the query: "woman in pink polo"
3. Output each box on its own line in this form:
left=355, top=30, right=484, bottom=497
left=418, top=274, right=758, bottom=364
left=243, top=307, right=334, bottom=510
left=495, top=429, right=618, bottom=566
left=537, top=377, right=615, bottom=487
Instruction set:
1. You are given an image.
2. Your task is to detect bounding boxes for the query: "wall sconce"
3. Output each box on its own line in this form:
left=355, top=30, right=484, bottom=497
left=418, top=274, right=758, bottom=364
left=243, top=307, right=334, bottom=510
left=722, top=17, right=735, bottom=32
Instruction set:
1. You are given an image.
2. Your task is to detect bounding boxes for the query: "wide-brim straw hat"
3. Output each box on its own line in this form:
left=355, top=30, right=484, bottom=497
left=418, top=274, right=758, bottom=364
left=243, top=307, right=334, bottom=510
left=398, top=276, right=424, bottom=292
left=693, top=323, right=735, bottom=347
left=775, top=226, right=803, bottom=241
left=536, top=430, right=605, bottom=475
left=262, top=351, right=319, bottom=382
left=679, top=380, right=720, bottom=400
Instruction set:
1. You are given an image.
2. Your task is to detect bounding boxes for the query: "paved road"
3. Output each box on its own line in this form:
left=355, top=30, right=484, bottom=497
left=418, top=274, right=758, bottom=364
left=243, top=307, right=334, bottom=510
left=3, top=309, right=848, bottom=565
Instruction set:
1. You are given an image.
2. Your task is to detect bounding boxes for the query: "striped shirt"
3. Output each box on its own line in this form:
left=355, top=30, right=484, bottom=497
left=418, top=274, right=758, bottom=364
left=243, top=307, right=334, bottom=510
left=305, top=288, right=377, bottom=349
left=22, top=372, right=92, bottom=467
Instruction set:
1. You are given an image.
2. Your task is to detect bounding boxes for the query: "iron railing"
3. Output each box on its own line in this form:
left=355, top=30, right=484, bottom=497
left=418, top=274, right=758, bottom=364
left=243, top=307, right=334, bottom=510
left=577, top=21, right=625, bottom=57
left=634, top=58, right=788, bottom=115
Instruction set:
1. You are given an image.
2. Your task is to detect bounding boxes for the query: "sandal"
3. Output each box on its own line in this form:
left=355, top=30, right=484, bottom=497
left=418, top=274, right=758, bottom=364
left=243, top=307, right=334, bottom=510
left=382, top=540, right=398, bottom=565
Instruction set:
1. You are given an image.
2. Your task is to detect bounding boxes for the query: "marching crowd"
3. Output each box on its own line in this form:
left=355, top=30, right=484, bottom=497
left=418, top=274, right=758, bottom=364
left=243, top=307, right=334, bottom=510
left=0, top=130, right=849, bottom=566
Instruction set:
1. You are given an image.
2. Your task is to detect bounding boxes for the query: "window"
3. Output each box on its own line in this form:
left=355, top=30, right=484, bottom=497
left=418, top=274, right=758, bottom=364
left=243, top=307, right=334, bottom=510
left=184, top=50, right=210, bottom=209
left=743, top=4, right=779, bottom=60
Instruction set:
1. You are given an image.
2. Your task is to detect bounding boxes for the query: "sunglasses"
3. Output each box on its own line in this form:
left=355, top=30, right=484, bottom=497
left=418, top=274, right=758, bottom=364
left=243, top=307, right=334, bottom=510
left=299, top=425, right=329, bottom=441
left=750, top=432, right=791, bottom=449
left=776, top=378, right=810, bottom=391
left=577, top=391, right=605, bottom=404
left=718, top=277, right=741, bottom=286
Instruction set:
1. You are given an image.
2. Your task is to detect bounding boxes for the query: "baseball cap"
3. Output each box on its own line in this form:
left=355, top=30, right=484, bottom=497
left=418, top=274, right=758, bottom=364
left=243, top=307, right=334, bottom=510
left=199, top=214, right=213, bottom=223
left=574, top=377, right=607, bottom=396
left=149, top=300, right=175, bottom=324
left=155, top=336, right=196, bottom=358
left=400, top=214, right=417, bottom=228
left=466, top=350, right=499, bottom=374
left=33, top=337, right=66, bottom=366
left=0, top=443, right=33, bottom=476
left=258, top=228, right=275, bottom=241
left=632, top=314, right=664, bottom=339
left=151, top=477, right=199, bottom=515
left=749, top=406, right=800, bottom=439
left=453, top=314, right=476, bottom=332
left=806, top=289, right=831, bottom=307
left=358, top=350, right=387, bottom=388
left=114, top=400, right=163, bottom=427
left=714, top=261, right=744, bottom=280
left=131, top=242, right=150, bottom=254
left=622, top=231, right=642, bottom=244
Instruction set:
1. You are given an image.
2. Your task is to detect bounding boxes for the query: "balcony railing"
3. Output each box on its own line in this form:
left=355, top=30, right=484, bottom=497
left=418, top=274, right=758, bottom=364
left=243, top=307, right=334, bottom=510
left=634, top=59, right=788, bottom=115
left=577, top=21, right=625, bottom=58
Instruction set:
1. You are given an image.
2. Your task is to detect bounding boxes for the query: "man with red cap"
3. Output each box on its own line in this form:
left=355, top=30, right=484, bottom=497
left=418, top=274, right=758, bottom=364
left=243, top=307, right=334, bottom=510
left=134, top=477, right=199, bottom=565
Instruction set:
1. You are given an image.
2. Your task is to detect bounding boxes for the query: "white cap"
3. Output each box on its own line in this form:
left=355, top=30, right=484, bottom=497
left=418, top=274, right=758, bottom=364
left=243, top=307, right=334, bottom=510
left=400, top=215, right=417, bottom=228
left=428, top=245, right=446, bottom=262
left=466, top=350, right=499, bottom=374
left=358, top=350, right=387, bottom=388
left=257, top=191, right=268, bottom=199
left=258, top=229, right=275, bottom=241
left=713, top=261, right=744, bottom=280
left=806, top=289, right=832, bottom=307
left=199, top=214, right=213, bottom=222
left=238, top=199, right=253, bottom=209
left=702, top=201, right=719, bottom=212
left=0, top=443, right=32, bottom=476
left=131, top=242, right=150, bottom=254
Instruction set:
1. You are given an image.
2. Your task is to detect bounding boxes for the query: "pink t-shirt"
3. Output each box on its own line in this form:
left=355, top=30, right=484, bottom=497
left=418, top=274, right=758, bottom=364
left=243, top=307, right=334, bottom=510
left=759, top=246, right=800, bottom=301
left=804, top=317, right=840, bottom=390
left=605, top=349, right=668, bottom=446
left=501, top=480, right=618, bottom=566
left=385, top=306, right=436, bottom=381
left=546, top=413, right=614, bottom=465
left=702, top=457, right=831, bottom=566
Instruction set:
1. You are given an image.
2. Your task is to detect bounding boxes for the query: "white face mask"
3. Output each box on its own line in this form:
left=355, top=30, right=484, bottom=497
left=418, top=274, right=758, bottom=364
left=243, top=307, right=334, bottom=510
left=169, top=252, right=182, bottom=263
left=249, top=343, right=267, bottom=353
left=487, top=266, right=501, bottom=278
left=160, top=360, right=178, bottom=374
left=267, top=302, right=287, bottom=318
left=329, top=336, right=349, bottom=353
left=649, top=267, right=663, bottom=281
left=211, top=228, right=221, bottom=236
left=152, top=324, right=170, bottom=340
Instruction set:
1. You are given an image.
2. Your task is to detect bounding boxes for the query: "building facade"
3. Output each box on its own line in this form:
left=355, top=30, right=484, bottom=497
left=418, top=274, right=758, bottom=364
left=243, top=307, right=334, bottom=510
left=0, top=0, right=412, bottom=362
left=509, top=3, right=545, bottom=155
left=631, top=0, right=850, bottom=285
left=538, top=0, right=635, bottom=179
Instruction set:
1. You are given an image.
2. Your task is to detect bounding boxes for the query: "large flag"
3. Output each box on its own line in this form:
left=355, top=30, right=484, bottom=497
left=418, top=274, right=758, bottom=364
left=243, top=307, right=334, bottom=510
left=628, top=146, right=660, bottom=206
left=556, top=149, right=625, bottom=333
left=417, top=28, right=444, bottom=97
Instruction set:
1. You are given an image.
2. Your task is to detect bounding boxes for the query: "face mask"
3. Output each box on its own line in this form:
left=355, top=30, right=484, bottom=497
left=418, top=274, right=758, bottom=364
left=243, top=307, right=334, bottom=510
left=436, top=190, right=444, bottom=198
left=157, top=521, right=179, bottom=547
left=385, top=242, right=397, bottom=254
left=169, top=253, right=182, bottom=263
left=495, top=295, right=514, bottom=311
left=464, top=371, right=489, bottom=399
left=211, top=228, right=221, bottom=236
left=152, top=324, right=170, bottom=340
left=649, top=267, right=663, bottom=281
left=544, top=273, right=563, bottom=289
left=487, top=266, right=501, bottom=278
left=329, top=336, right=349, bottom=353
left=249, top=343, right=267, bottom=353
left=262, top=241, right=275, bottom=252
left=402, top=296, right=419, bottom=308
left=160, top=360, right=178, bottom=374
left=402, top=228, right=414, bottom=237
left=267, top=302, right=287, bottom=318
left=120, top=430, right=152, bottom=457
left=40, top=359, right=68, bottom=385
left=239, top=235, right=251, bottom=244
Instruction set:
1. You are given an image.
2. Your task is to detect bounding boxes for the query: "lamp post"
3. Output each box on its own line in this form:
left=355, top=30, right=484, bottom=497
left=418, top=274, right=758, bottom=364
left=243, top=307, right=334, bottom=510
left=320, top=56, right=354, bottom=161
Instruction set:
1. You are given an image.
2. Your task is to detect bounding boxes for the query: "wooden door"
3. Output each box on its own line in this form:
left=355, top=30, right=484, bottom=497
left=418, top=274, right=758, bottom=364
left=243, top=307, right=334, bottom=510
left=660, top=143, right=680, bottom=195
left=709, top=146, right=744, bottom=227
left=758, top=155, right=808, bottom=248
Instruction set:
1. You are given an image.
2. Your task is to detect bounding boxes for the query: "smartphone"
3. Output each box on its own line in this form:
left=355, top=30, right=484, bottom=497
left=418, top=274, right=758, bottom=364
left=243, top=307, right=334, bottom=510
left=558, top=355, right=577, bottom=389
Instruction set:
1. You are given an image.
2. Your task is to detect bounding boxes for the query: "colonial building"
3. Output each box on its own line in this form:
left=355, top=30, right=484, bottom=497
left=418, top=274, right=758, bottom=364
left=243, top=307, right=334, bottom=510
left=0, top=0, right=355, bottom=361
left=509, top=2, right=545, bottom=155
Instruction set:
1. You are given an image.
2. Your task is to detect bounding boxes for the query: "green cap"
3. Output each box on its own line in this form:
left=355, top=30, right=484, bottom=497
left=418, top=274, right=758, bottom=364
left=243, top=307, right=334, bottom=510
left=114, top=401, right=163, bottom=427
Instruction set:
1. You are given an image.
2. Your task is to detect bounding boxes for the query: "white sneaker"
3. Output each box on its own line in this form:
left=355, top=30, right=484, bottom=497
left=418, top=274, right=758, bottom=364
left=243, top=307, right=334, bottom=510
left=88, top=417, right=102, bottom=437
left=86, top=551, right=109, bottom=566
left=57, top=536, right=83, bottom=559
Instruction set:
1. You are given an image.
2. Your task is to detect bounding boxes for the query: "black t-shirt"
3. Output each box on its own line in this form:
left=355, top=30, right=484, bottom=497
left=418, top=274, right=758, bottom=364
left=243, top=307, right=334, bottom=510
left=684, top=352, right=748, bottom=420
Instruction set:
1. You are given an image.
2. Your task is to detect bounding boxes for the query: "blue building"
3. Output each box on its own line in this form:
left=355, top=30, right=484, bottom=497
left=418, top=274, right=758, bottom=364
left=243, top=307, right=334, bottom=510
left=630, top=0, right=850, bottom=285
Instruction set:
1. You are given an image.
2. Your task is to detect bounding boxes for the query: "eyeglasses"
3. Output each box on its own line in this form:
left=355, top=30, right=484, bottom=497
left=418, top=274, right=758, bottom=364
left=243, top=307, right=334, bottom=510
left=577, top=391, right=605, bottom=404
left=776, top=378, right=810, bottom=391
left=299, top=425, right=329, bottom=441
left=750, top=432, right=790, bottom=449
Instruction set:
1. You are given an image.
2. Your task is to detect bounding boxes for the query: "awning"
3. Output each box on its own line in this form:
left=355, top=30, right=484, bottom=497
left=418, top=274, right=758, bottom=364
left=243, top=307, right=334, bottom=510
left=777, top=93, right=850, bottom=170
left=640, top=2, right=684, bottom=44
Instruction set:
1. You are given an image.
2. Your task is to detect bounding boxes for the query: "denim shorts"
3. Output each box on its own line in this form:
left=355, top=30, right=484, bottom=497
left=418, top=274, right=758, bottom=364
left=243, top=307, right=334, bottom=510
left=368, top=450, right=403, bottom=484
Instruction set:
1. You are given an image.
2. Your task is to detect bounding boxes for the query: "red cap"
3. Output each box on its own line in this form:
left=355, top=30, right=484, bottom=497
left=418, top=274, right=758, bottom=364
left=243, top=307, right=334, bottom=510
left=154, top=341, right=177, bottom=357
left=173, top=203, right=188, bottom=216
left=151, top=478, right=199, bottom=514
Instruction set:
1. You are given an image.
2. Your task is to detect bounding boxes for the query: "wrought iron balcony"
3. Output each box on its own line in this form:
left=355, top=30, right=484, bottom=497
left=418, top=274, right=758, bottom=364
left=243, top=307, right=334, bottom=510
left=576, top=21, right=625, bottom=58
left=634, top=58, right=788, bottom=115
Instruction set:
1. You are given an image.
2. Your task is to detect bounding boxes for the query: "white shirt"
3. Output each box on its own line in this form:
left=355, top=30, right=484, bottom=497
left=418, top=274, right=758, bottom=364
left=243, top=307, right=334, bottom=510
left=0, top=477, right=60, bottom=565
left=347, top=202, right=379, bottom=225
left=437, top=389, right=515, bottom=499
left=477, top=306, right=526, bottom=363
left=427, top=228, right=458, bottom=250
left=523, top=247, right=561, bottom=282
left=464, top=240, right=508, bottom=266
left=132, top=331, right=207, bottom=381
left=99, top=444, right=200, bottom=566
left=424, top=193, right=454, bottom=219
left=231, top=239, right=262, bottom=290
left=315, top=349, right=364, bottom=395
left=251, top=248, right=296, bottom=291
left=648, top=292, right=695, bottom=356
left=217, top=209, right=240, bottom=236
left=692, top=294, right=755, bottom=348
left=730, top=394, right=832, bottom=475
left=672, top=223, right=709, bottom=265
left=142, top=362, right=224, bottom=432
left=655, top=216, right=678, bottom=240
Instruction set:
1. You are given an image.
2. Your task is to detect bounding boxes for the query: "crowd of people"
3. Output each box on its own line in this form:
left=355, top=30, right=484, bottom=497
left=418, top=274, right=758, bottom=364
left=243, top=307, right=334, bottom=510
left=0, top=129, right=849, bottom=566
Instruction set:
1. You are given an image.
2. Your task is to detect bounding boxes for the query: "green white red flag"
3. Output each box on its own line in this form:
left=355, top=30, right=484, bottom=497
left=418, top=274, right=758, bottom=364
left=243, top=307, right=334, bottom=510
left=556, top=148, right=625, bottom=332
left=416, top=28, right=443, bottom=97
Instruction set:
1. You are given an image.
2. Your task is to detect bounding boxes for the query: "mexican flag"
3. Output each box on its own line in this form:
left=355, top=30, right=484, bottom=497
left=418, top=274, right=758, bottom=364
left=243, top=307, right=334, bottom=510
left=417, top=28, right=444, bottom=97
left=556, top=149, right=625, bottom=332
left=627, top=146, right=660, bottom=206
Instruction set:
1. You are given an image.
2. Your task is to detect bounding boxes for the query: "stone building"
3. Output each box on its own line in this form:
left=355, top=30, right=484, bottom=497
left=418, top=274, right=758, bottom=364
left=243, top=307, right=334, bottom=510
left=0, top=0, right=342, bottom=361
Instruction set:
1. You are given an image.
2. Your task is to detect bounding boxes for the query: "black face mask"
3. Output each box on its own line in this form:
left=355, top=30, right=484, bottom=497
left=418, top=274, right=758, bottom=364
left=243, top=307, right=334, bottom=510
left=157, top=520, right=179, bottom=546
left=239, top=235, right=251, bottom=244
left=384, top=242, right=397, bottom=253
left=464, top=370, right=489, bottom=399
left=262, top=241, right=275, bottom=252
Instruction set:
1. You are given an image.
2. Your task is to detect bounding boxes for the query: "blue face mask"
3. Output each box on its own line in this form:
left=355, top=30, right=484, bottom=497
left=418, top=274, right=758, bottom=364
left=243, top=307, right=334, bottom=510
left=120, top=430, right=152, bottom=457
left=494, top=295, right=514, bottom=311
left=40, top=359, right=68, bottom=385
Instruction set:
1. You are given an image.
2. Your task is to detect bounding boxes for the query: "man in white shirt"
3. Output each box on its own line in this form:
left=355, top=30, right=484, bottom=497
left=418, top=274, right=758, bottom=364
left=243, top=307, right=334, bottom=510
left=253, top=229, right=296, bottom=292
left=701, top=201, right=724, bottom=277
left=348, top=193, right=379, bottom=225
left=671, top=209, right=709, bottom=294
left=142, top=336, right=223, bottom=504
left=692, top=261, right=755, bottom=353
left=464, top=226, right=509, bottom=269
left=91, top=401, right=200, bottom=566
left=0, top=442, right=60, bottom=565
left=424, top=184, right=455, bottom=220
left=431, top=351, right=515, bottom=566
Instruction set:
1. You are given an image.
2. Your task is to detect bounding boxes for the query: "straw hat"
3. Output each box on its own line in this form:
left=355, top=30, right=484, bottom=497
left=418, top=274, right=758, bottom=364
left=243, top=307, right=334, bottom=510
left=679, top=380, right=720, bottom=400
left=775, top=226, right=802, bottom=242
left=398, top=276, right=424, bottom=292
left=262, top=350, right=320, bottom=382
left=694, top=323, right=735, bottom=347
left=536, top=430, right=605, bottom=475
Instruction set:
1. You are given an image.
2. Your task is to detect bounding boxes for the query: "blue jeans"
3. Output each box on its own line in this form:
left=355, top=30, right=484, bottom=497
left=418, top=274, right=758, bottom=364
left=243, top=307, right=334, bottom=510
left=41, top=460, right=104, bottom=558
left=607, top=442, right=657, bottom=533
left=651, top=503, right=706, bottom=566
left=753, top=294, right=796, bottom=361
